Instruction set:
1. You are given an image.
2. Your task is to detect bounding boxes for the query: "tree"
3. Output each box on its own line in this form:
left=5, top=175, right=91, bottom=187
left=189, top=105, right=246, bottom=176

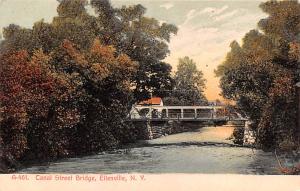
left=93, top=1, right=178, bottom=100
left=0, top=37, right=138, bottom=165
left=1, top=0, right=177, bottom=102
left=56, top=39, right=138, bottom=152
left=0, top=49, right=80, bottom=162
left=164, top=57, right=207, bottom=106
left=0, top=0, right=177, bottom=170
left=216, top=0, right=300, bottom=150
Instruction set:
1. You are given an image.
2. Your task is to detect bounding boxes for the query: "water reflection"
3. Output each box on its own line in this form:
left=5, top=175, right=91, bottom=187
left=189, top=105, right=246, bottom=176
left=19, top=126, right=280, bottom=174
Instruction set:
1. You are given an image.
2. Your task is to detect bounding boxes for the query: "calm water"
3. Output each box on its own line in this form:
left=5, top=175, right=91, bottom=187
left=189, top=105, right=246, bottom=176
left=19, top=126, right=281, bottom=174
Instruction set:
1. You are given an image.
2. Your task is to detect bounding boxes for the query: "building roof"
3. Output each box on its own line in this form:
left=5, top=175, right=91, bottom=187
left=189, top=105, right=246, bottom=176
left=138, top=97, right=162, bottom=105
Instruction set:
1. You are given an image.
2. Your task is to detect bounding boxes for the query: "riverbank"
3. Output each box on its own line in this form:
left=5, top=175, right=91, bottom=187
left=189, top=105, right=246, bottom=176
left=1, top=121, right=201, bottom=174
left=17, top=125, right=282, bottom=174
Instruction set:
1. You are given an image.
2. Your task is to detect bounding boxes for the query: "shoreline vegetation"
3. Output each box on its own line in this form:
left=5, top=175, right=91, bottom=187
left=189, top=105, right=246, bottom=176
left=215, top=1, right=300, bottom=151
left=215, top=0, right=300, bottom=173
left=0, top=0, right=178, bottom=173
left=0, top=0, right=300, bottom=174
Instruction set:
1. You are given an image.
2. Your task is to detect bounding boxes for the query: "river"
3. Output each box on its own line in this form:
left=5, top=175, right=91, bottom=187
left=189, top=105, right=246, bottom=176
left=19, top=125, right=281, bottom=174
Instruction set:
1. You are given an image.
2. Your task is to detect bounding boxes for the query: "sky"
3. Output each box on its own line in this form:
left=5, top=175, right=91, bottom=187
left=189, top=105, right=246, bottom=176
left=0, top=0, right=267, bottom=100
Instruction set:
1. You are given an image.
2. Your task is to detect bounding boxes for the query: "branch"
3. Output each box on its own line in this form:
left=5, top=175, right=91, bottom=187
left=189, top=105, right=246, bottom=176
left=275, top=149, right=300, bottom=175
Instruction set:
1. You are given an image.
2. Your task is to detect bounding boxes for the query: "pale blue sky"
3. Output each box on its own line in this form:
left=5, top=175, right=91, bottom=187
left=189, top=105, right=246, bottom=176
left=0, top=0, right=267, bottom=99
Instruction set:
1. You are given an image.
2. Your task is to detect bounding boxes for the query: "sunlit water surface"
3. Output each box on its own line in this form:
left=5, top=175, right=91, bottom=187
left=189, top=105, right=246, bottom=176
left=19, top=126, right=280, bottom=174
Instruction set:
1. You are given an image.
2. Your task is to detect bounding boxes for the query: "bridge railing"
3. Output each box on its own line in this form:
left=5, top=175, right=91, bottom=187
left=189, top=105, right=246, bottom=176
left=129, top=105, right=247, bottom=121
left=129, top=113, right=229, bottom=120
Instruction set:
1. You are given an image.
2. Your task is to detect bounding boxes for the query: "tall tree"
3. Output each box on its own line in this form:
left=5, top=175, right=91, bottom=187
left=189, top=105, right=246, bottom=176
left=1, top=0, right=177, bottom=102
left=105, top=3, right=178, bottom=100
left=0, top=50, right=80, bottom=161
left=0, top=0, right=176, bottom=168
left=164, top=57, right=207, bottom=106
left=55, top=39, right=138, bottom=153
left=216, top=0, right=300, bottom=150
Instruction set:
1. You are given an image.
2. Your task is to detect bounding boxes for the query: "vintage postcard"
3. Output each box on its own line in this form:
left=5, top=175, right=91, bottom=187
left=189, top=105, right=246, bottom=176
left=0, top=0, right=300, bottom=190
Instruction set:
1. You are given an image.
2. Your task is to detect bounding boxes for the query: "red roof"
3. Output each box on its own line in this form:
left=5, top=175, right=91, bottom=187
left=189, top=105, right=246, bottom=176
left=139, top=97, right=162, bottom=105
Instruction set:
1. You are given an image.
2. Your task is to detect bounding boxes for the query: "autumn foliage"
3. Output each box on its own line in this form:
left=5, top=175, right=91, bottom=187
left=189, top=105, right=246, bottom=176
left=0, top=38, right=137, bottom=171
left=0, top=49, right=78, bottom=163
left=216, top=1, right=300, bottom=151
left=0, top=0, right=178, bottom=172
